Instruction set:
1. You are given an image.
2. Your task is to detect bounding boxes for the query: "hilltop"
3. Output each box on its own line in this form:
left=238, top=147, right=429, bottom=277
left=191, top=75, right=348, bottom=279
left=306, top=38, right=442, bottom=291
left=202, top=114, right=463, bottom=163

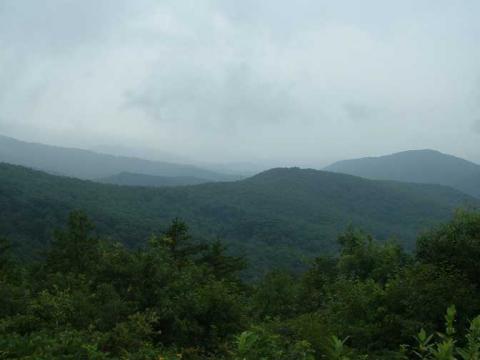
left=325, top=149, right=480, bottom=198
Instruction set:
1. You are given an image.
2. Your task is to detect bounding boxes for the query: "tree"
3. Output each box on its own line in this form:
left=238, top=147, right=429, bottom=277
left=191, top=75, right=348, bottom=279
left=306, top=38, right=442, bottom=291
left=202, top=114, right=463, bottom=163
left=337, top=227, right=408, bottom=283
left=417, top=210, right=480, bottom=286
left=200, top=240, right=246, bottom=280
left=152, top=218, right=207, bottom=264
left=46, top=211, right=99, bottom=274
left=0, top=237, right=12, bottom=275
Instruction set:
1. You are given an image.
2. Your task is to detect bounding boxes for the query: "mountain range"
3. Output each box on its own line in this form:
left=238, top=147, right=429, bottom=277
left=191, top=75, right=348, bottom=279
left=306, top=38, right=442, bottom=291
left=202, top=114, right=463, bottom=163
left=0, top=162, right=477, bottom=275
left=0, top=134, right=237, bottom=183
left=1, top=134, right=479, bottom=274
left=2, top=134, right=479, bottom=197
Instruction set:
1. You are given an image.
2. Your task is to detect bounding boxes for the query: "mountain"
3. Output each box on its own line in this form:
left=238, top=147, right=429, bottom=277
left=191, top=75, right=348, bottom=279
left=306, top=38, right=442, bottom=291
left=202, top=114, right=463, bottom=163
left=1, top=163, right=477, bottom=275
left=0, top=134, right=238, bottom=181
left=97, top=172, right=210, bottom=187
left=325, top=149, right=480, bottom=198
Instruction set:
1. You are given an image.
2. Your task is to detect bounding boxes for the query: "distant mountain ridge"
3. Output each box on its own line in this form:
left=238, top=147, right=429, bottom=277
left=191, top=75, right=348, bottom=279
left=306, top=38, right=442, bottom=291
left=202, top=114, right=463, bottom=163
left=97, top=172, right=211, bottom=187
left=0, top=134, right=238, bottom=182
left=1, top=163, right=477, bottom=274
left=325, top=149, right=480, bottom=198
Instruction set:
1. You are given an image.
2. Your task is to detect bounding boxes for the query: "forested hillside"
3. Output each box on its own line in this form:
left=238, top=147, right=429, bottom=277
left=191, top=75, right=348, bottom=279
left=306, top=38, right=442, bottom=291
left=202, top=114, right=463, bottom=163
left=1, top=163, right=477, bottom=274
left=0, top=134, right=237, bottom=181
left=325, top=149, right=480, bottom=198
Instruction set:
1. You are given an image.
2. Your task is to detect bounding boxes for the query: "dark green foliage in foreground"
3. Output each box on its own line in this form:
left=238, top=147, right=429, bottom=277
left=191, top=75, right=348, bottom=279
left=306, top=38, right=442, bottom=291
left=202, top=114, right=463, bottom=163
left=2, top=210, right=480, bottom=358
left=0, top=212, right=246, bottom=359
left=1, top=163, right=478, bottom=276
left=417, top=211, right=480, bottom=287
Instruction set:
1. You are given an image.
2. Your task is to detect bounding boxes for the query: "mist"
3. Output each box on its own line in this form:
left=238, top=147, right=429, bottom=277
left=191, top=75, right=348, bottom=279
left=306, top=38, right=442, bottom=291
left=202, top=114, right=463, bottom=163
left=1, top=0, right=480, bottom=168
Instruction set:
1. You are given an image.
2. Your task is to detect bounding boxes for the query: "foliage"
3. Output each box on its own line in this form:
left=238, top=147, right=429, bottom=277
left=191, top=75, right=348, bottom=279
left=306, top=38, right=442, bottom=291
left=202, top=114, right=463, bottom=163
left=234, top=326, right=315, bottom=360
left=417, top=210, right=480, bottom=286
left=1, top=209, right=480, bottom=358
left=405, top=305, right=480, bottom=360
left=0, top=213, right=246, bottom=358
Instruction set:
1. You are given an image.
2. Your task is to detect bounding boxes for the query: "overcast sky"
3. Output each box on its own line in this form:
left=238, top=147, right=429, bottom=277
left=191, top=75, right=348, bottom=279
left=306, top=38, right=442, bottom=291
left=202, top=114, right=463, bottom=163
left=1, top=0, right=480, bottom=167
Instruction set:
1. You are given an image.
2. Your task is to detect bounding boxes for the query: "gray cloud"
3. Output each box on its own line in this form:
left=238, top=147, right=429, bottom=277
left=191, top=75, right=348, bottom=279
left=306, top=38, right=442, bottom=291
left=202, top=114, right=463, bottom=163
left=127, top=63, right=301, bottom=130
left=473, top=119, right=480, bottom=133
left=343, top=103, right=381, bottom=122
left=1, top=0, right=480, bottom=166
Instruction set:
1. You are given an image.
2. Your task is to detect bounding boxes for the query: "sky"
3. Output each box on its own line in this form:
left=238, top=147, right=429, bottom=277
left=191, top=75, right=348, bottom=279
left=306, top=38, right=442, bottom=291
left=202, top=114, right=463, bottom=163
left=1, top=0, right=480, bottom=168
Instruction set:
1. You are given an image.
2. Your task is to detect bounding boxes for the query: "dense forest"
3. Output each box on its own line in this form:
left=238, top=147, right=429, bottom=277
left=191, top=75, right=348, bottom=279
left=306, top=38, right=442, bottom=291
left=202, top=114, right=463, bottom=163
left=1, top=163, right=478, bottom=277
left=1, top=210, right=480, bottom=359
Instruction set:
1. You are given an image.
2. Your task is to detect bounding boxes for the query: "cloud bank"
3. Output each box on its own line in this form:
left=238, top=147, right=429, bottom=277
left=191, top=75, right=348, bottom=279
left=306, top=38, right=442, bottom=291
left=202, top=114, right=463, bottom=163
left=1, top=0, right=480, bottom=166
